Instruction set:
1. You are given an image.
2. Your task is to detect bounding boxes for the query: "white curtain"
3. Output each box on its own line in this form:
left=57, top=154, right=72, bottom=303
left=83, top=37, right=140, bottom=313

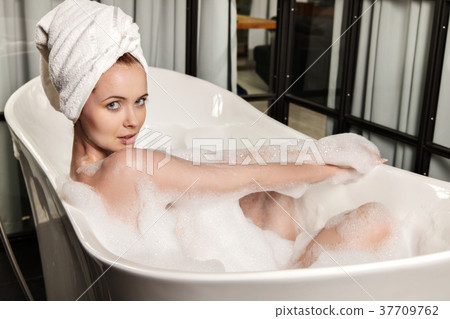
left=103, top=0, right=237, bottom=91
left=0, top=0, right=52, bottom=110
left=0, top=0, right=54, bottom=233
left=327, top=0, right=450, bottom=179
left=132, top=0, right=187, bottom=72
left=429, top=11, right=450, bottom=180
left=0, top=0, right=237, bottom=233
left=0, top=0, right=237, bottom=106
left=433, top=12, right=450, bottom=149
left=102, top=0, right=238, bottom=88
left=198, top=0, right=237, bottom=91
left=326, top=0, right=344, bottom=135
left=336, top=0, right=435, bottom=171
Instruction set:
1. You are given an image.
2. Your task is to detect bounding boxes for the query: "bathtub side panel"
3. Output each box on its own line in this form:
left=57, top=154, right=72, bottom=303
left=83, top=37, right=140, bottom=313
left=100, top=257, right=450, bottom=300
left=11, top=133, right=109, bottom=300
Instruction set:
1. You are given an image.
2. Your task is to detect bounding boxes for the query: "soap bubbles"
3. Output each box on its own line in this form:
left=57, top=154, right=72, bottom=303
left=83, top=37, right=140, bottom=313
left=61, top=133, right=450, bottom=272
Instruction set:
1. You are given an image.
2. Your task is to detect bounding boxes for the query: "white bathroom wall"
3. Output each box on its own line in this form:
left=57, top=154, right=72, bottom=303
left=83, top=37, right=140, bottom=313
left=0, top=0, right=51, bottom=233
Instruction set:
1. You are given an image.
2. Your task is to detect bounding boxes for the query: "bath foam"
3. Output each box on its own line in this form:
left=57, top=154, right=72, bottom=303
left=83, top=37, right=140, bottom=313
left=76, top=158, right=105, bottom=176
left=61, top=173, right=300, bottom=272
left=172, top=195, right=294, bottom=271
left=394, top=206, right=450, bottom=257
left=61, top=179, right=142, bottom=256
left=62, top=178, right=226, bottom=272
left=326, top=202, right=393, bottom=248
left=291, top=203, right=412, bottom=268
left=306, top=224, right=408, bottom=269
left=317, top=133, right=382, bottom=174
left=60, top=131, right=449, bottom=272
left=135, top=178, right=296, bottom=271
left=135, top=178, right=226, bottom=272
left=61, top=173, right=450, bottom=272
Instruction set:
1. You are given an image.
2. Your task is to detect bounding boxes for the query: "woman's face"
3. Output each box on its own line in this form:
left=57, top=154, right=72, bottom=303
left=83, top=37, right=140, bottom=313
left=78, top=62, right=147, bottom=155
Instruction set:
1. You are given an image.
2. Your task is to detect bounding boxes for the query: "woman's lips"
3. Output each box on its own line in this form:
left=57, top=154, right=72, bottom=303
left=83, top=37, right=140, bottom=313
left=118, top=133, right=137, bottom=145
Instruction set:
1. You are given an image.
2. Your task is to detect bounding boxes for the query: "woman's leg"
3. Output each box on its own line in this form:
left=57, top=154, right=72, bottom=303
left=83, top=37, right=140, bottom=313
left=239, top=192, right=298, bottom=241
left=296, top=202, right=392, bottom=268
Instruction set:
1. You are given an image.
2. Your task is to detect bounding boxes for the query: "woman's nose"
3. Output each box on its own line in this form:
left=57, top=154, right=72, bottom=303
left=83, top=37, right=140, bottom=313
left=124, top=106, right=138, bottom=127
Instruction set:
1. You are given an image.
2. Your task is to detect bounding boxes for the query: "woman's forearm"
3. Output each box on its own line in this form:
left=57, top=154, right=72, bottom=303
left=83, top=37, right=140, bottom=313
left=148, top=150, right=342, bottom=193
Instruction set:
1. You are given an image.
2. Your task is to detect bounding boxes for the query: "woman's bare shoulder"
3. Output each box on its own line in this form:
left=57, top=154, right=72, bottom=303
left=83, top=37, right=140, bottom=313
left=77, top=149, right=150, bottom=221
left=72, top=148, right=171, bottom=193
left=96, top=148, right=153, bottom=182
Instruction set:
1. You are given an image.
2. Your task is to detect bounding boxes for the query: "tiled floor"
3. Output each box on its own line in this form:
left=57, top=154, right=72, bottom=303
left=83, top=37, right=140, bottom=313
left=237, top=68, right=270, bottom=95
left=0, top=231, right=46, bottom=300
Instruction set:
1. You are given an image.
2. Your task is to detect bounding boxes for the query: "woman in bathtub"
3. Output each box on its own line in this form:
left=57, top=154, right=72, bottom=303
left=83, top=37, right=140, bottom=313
left=36, top=0, right=390, bottom=268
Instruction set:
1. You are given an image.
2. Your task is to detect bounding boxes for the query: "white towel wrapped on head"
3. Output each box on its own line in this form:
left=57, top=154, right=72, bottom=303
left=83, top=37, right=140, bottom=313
left=35, top=0, right=149, bottom=122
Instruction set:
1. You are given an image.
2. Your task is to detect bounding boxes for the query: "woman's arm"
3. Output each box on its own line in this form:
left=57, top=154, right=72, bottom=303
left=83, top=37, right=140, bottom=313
left=110, top=148, right=346, bottom=194
left=93, top=133, right=382, bottom=197
left=83, top=133, right=382, bottom=223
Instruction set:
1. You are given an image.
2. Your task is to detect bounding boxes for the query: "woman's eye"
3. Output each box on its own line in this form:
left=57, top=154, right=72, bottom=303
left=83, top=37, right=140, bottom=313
left=107, top=101, right=120, bottom=110
left=135, top=98, right=146, bottom=106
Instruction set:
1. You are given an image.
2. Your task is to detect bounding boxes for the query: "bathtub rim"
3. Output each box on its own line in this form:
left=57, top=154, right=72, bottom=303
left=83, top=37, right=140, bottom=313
left=5, top=70, right=450, bottom=284
left=4, top=76, right=65, bottom=188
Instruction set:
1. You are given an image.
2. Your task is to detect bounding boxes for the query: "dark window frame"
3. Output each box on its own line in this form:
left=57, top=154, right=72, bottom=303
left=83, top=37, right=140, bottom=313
left=184, top=0, right=450, bottom=176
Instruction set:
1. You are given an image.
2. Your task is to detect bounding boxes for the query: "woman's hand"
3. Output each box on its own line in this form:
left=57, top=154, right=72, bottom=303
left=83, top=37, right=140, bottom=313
left=316, top=133, right=385, bottom=174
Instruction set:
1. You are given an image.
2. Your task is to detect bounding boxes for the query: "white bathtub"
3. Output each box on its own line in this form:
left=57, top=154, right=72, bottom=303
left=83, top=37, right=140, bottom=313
left=5, top=67, right=450, bottom=300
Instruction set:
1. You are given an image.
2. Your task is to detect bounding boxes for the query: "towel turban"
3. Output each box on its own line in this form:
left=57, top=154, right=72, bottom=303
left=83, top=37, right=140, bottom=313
left=35, top=0, right=149, bottom=122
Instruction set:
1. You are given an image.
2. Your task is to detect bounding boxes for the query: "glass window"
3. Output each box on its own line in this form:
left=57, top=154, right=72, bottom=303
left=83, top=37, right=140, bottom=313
left=351, top=0, right=434, bottom=135
left=429, top=155, right=450, bottom=182
left=236, top=0, right=277, bottom=95
left=433, top=11, right=450, bottom=149
left=288, top=0, right=344, bottom=108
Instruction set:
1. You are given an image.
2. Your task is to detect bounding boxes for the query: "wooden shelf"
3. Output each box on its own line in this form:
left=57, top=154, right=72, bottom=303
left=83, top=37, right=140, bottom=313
left=237, top=14, right=276, bottom=30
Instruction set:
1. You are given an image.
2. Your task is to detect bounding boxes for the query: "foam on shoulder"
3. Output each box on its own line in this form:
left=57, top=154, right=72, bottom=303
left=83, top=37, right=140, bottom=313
left=76, top=158, right=105, bottom=176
